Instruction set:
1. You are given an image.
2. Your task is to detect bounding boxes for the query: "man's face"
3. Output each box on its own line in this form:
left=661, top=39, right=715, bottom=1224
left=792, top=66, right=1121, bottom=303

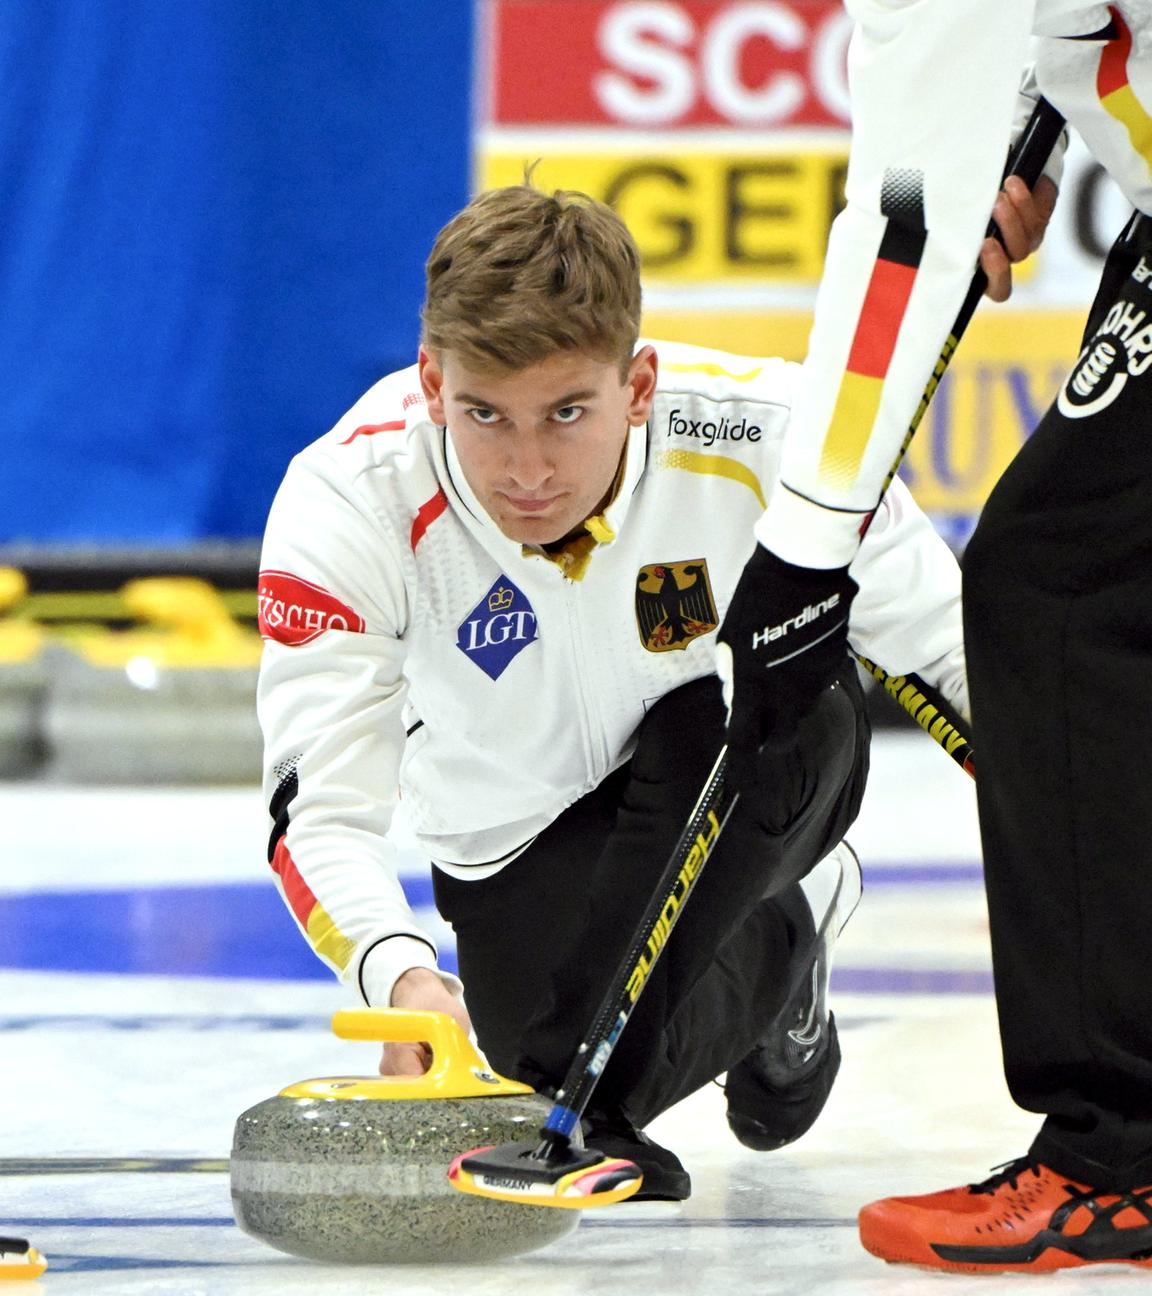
left=420, top=346, right=658, bottom=545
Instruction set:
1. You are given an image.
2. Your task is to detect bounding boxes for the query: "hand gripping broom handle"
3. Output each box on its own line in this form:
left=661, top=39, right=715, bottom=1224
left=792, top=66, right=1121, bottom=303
left=878, top=96, right=1066, bottom=498
left=532, top=98, right=1066, bottom=1155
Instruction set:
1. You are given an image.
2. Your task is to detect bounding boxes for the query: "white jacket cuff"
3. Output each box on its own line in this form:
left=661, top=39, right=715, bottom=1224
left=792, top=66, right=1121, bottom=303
left=358, top=935, right=465, bottom=1008
left=755, top=487, right=868, bottom=568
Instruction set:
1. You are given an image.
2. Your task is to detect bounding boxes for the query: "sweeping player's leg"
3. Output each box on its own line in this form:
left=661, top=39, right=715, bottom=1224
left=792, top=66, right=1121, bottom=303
left=861, top=214, right=1152, bottom=1271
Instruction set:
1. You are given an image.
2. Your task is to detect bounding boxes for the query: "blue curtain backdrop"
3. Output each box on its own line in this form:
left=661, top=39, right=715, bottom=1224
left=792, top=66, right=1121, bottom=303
left=0, top=1, right=474, bottom=543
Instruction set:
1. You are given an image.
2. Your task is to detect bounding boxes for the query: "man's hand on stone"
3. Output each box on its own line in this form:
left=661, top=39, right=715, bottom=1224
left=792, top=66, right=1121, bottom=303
left=380, top=966, right=473, bottom=1076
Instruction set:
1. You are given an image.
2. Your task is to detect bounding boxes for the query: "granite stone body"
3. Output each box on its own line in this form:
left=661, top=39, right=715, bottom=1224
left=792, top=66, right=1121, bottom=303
left=231, top=1091, right=580, bottom=1263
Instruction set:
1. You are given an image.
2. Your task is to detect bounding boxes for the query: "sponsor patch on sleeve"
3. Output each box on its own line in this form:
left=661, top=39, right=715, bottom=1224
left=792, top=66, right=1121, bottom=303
left=258, top=571, right=366, bottom=647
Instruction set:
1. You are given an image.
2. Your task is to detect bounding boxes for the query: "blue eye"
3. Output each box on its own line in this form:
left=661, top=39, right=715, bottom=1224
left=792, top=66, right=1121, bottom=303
left=466, top=407, right=501, bottom=425
left=552, top=406, right=584, bottom=424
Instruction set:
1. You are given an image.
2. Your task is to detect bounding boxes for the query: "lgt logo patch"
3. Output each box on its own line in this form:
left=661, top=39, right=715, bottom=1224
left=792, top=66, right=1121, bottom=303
left=456, top=576, right=539, bottom=679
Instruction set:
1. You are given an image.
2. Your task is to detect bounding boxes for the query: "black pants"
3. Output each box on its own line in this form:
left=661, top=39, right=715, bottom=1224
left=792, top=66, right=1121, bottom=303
left=434, top=669, right=868, bottom=1127
left=964, top=212, right=1152, bottom=1189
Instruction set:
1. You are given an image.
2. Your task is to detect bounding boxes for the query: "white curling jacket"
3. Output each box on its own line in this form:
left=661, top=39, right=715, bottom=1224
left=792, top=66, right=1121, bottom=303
left=257, top=341, right=968, bottom=1005
left=759, top=0, right=1152, bottom=567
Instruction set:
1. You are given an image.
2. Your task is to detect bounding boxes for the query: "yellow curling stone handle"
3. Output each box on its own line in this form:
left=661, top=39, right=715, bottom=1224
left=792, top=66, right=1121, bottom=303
left=279, top=1009, right=535, bottom=1101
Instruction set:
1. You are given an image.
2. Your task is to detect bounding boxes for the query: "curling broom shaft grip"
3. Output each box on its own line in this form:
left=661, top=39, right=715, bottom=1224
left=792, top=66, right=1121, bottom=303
left=548, top=751, right=738, bottom=1128
left=961, top=96, right=1068, bottom=323
left=856, top=657, right=975, bottom=778
left=1005, top=96, right=1068, bottom=191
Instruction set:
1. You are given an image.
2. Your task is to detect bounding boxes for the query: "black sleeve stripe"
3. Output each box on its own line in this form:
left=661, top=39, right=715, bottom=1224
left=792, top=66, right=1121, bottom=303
left=267, top=759, right=301, bottom=863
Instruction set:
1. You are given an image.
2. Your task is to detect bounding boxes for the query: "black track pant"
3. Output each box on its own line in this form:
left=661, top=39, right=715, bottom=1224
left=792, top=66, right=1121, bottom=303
left=964, top=212, right=1152, bottom=1190
left=433, top=669, right=868, bottom=1128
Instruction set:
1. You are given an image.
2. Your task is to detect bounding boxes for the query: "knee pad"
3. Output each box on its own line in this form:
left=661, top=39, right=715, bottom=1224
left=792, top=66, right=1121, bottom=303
left=630, top=676, right=726, bottom=796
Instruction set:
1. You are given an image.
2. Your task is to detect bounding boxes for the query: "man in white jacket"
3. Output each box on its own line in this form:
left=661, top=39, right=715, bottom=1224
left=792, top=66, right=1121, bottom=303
left=257, top=184, right=978, bottom=1202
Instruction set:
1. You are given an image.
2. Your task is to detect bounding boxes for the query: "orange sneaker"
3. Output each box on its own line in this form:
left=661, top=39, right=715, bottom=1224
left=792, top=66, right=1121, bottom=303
left=859, top=1157, right=1152, bottom=1273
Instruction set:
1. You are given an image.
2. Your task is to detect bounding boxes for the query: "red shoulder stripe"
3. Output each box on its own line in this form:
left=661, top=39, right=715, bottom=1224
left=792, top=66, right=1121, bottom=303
left=411, top=488, right=448, bottom=551
left=340, top=418, right=405, bottom=446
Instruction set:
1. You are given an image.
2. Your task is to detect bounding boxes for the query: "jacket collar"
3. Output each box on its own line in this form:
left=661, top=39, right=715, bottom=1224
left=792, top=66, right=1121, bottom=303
left=437, top=419, right=650, bottom=570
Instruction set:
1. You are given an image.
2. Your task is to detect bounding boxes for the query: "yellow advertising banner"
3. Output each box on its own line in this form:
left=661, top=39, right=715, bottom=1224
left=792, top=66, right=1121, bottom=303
left=643, top=309, right=1085, bottom=540
left=480, top=149, right=849, bottom=282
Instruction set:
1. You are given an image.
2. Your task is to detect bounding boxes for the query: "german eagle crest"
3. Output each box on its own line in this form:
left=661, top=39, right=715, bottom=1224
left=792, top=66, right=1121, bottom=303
left=635, top=559, right=718, bottom=653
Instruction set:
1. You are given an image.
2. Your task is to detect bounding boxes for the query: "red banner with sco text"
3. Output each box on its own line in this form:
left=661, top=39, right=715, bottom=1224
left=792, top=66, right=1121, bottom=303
left=489, top=0, right=852, bottom=129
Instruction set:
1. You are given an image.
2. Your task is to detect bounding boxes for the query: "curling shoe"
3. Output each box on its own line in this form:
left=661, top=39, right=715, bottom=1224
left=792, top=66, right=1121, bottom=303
left=582, top=1107, right=691, bottom=1202
left=725, top=840, right=861, bottom=1151
left=859, top=1156, right=1152, bottom=1272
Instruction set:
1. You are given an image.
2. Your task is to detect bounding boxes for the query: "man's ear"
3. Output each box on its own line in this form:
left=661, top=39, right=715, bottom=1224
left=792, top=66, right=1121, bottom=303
left=418, top=346, right=446, bottom=424
left=626, top=345, right=659, bottom=426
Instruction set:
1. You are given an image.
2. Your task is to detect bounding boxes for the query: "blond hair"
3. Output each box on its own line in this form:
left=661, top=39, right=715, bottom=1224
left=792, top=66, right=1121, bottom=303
left=421, top=185, right=642, bottom=376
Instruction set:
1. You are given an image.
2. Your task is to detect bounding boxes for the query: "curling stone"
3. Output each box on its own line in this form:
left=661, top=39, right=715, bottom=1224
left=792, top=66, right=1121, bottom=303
left=43, top=577, right=263, bottom=784
left=0, top=569, right=47, bottom=777
left=231, top=1009, right=580, bottom=1264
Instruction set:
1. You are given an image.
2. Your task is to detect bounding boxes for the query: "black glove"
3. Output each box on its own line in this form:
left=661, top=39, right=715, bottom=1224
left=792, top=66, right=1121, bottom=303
left=716, top=545, right=857, bottom=793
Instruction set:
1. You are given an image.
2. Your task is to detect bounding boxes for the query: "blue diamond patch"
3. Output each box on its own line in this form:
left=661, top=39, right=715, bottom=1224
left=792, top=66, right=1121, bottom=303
left=456, top=575, right=539, bottom=680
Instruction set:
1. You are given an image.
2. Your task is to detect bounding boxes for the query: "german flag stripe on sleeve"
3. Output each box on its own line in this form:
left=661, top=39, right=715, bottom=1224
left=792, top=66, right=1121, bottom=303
left=1097, top=7, right=1152, bottom=166
left=271, top=839, right=357, bottom=972
left=820, top=172, right=927, bottom=490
